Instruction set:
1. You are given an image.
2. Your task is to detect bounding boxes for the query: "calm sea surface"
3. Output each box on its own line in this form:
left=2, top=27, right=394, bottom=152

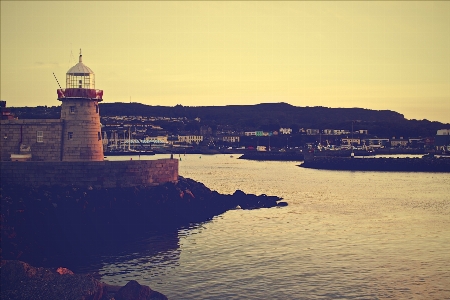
left=80, top=154, right=450, bottom=299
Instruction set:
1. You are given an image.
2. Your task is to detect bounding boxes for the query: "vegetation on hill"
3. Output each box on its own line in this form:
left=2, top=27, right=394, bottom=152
left=9, top=105, right=60, bottom=119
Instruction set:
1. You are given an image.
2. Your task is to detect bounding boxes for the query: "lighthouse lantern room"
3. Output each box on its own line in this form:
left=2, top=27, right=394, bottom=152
left=57, top=49, right=103, bottom=101
left=66, top=50, right=95, bottom=89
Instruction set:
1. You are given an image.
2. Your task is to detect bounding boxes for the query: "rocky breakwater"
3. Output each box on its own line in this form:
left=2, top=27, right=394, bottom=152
left=1, top=176, right=285, bottom=265
left=239, top=151, right=305, bottom=161
left=1, top=260, right=167, bottom=300
left=300, top=156, right=450, bottom=172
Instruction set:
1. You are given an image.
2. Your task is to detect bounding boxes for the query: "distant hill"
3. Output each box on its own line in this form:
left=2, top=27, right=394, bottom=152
left=99, top=102, right=404, bottom=124
left=8, top=102, right=450, bottom=138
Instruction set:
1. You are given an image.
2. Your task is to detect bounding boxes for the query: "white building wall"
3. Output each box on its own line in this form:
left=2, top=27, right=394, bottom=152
left=437, top=129, right=450, bottom=135
left=279, top=128, right=292, bottom=135
left=178, top=135, right=204, bottom=144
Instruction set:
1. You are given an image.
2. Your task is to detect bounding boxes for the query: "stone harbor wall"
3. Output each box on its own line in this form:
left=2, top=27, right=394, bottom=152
left=0, top=119, right=64, bottom=162
left=1, top=159, right=179, bottom=188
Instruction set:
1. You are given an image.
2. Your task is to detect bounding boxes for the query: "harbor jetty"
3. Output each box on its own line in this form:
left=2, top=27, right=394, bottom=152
left=300, top=156, right=450, bottom=172
left=239, top=151, right=305, bottom=161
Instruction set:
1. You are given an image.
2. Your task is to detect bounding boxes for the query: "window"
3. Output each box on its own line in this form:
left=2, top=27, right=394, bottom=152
left=95, top=105, right=99, bottom=113
left=68, top=132, right=73, bottom=140
left=37, top=131, right=43, bottom=143
left=70, top=106, right=75, bottom=114
left=98, top=132, right=101, bottom=141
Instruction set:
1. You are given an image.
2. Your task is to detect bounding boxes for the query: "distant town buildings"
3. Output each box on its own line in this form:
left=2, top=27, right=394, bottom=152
left=96, top=116, right=450, bottom=152
left=178, top=135, right=203, bottom=144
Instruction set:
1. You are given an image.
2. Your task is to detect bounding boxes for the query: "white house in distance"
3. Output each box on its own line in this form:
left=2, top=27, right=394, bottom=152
left=363, top=138, right=390, bottom=148
left=222, top=136, right=240, bottom=143
left=437, top=129, right=450, bottom=135
left=390, top=137, right=409, bottom=147
left=435, top=129, right=450, bottom=151
left=178, top=135, right=203, bottom=144
left=341, top=138, right=361, bottom=146
left=306, top=129, right=320, bottom=135
left=279, top=128, right=292, bottom=135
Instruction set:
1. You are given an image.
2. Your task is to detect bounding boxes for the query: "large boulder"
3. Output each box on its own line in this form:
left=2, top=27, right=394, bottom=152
left=1, top=260, right=106, bottom=300
left=114, top=280, right=168, bottom=300
left=1, top=260, right=169, bottom=300
left=233, top=190, right=282, bottom=209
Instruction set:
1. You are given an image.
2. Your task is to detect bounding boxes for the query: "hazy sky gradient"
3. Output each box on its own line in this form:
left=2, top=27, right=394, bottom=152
left=1, top=1, right=449, bottom=122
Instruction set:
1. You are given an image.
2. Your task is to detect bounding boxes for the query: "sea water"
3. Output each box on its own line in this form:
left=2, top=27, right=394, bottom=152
left=85, top=154, right=450, bottom=299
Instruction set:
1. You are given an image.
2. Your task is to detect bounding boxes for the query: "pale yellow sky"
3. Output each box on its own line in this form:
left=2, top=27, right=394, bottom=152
left=1, top=1, right=449, bottom=122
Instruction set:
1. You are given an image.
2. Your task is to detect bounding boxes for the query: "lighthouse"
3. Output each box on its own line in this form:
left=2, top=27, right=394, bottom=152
left=57, top=50, right=104, bottom=161
left=2, top=49, right=178, bottom=187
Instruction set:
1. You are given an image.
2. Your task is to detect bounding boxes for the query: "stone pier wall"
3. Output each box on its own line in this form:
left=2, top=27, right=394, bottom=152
left=0, top=119, right=63, bottom=162
left=1, top=159, right=178, bottom=188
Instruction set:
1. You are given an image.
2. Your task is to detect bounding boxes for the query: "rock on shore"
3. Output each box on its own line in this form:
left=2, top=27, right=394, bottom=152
left=0, top=260, right=167, bottom=300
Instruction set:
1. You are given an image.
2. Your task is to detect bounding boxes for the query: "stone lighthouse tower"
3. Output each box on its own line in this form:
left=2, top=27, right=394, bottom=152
left=57, top=50, right=104, bottom=161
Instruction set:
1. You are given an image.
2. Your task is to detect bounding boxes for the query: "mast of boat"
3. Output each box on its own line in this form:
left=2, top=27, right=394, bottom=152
left=351, top=121, right=355, bottom=158
left=319, top=131, right=322, bottom=151
left=128, top=126, right=131, bottom=151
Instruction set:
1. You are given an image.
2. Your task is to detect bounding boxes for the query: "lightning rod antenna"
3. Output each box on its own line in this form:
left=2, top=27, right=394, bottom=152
left=69, top=44, right=75, bottom=65
left=53, top=72, right=62, bottom=89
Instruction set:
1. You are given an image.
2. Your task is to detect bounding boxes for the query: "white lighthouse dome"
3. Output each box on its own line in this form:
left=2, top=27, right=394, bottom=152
left=67, top=60, right=94, bottom=75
